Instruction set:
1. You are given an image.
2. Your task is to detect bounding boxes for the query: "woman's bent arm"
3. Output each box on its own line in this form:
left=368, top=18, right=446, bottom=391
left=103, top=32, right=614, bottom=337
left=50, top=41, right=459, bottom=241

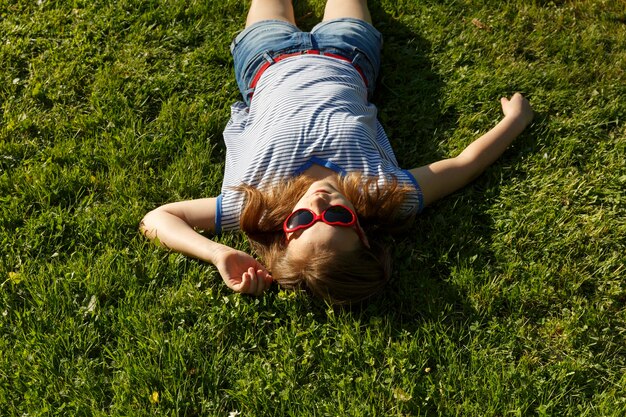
left=410, top=93, right=533, bottom=207
left=141, top=198, right=222, bottom=262
left=140, top=198, right=273, bottom=295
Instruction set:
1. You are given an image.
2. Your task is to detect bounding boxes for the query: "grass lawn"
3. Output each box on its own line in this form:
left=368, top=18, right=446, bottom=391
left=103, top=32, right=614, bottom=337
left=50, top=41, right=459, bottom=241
left=1, top=0, right=625, bottom=415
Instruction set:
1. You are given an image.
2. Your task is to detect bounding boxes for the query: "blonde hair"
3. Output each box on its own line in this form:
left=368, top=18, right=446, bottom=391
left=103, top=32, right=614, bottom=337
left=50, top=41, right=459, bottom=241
left=236, top=172, right=414, bottom=305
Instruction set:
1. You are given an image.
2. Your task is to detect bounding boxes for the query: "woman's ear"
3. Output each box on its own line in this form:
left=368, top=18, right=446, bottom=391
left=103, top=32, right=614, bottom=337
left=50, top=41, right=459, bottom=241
left=357, top=222, right=370, bottom=249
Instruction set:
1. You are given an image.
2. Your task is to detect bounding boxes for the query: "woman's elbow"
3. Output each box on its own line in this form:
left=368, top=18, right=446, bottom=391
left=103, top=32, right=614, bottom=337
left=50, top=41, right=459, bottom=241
left=139, top=208, right=162, bottom=240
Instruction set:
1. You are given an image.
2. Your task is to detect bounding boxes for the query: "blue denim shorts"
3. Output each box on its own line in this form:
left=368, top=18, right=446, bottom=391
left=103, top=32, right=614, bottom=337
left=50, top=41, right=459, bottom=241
left=230, top=18, right=383, bottom=105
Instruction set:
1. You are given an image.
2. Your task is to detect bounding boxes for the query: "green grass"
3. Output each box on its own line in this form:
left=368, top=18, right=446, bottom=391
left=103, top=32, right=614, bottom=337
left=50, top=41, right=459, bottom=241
left=1, top=0, right=625, bottom=415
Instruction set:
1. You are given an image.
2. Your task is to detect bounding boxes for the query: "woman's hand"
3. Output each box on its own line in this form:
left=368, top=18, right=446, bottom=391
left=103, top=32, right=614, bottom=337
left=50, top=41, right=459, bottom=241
left=501, top=93, right=534, bottom=127
left=410, top=93, right=534, bottom=207
left=141, top=198, right=273, bottom=295
left=214, top=248, right=273, bottom=296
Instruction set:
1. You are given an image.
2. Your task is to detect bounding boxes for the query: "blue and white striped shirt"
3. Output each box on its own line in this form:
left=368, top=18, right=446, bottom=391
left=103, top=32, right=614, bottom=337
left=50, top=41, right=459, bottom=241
left=216, top=54, right=423, bottom=233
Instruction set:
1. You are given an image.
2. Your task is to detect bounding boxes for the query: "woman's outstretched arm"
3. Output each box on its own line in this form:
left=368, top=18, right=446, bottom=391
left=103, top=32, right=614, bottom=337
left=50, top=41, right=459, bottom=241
left=410, top=93, right=534, bottom=208
left=140, top=198, right=273, bottom=295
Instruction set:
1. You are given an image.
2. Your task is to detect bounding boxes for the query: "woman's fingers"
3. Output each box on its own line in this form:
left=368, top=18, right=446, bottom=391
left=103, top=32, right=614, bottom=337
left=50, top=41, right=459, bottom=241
left=237, top=268, right=273, bottom=296
left=259, top=270, right=273, bottom=290
left=244, top=267, right=257, bottom=295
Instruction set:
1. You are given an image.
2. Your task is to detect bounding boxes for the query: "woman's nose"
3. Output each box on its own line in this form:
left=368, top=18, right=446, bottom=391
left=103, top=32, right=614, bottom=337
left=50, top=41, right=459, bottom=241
left=309, top=194, right=330, bottom=211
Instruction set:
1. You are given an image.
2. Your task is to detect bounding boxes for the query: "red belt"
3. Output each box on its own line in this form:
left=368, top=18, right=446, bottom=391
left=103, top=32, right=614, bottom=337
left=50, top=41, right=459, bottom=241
left=248, top=49, right=368, bottom=99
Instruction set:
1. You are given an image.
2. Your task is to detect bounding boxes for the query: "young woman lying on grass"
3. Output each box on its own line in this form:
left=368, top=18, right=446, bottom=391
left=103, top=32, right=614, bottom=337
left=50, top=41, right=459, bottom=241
left=140, top=0, right=533, bottom=304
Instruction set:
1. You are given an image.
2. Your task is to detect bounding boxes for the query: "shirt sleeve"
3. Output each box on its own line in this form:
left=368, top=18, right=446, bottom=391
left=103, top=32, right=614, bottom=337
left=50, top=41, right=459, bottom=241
left=214, top=194, right=223, bottom=235
left=399, top=169, right=424, bottom=216
left=216, top=189, right=244, bottom=233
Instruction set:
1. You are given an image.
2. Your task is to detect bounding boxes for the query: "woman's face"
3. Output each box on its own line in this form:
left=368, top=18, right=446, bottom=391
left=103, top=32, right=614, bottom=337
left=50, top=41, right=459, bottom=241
left=284, top=179, right=368, bottom=257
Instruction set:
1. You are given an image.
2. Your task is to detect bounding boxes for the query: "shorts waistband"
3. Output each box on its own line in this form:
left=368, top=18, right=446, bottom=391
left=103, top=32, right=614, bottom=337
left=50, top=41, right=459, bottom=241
left=248, top=49, right=368, bottom=100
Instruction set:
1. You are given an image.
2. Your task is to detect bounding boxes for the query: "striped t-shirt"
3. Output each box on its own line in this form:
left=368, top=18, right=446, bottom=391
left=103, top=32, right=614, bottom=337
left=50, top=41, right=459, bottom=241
left=216, top=54, right=423, bottom=233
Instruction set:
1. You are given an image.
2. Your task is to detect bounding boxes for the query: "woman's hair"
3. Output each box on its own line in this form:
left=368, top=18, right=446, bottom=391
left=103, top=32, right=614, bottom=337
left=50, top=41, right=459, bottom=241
left=236, top=173, right=414, bottom=305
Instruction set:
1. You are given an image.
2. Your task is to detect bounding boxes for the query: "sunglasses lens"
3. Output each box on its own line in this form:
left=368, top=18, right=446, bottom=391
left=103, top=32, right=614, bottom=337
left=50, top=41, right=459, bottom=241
left=323, top=206, right=354, bottom=224
left=286, top=209, right=314, bottom=230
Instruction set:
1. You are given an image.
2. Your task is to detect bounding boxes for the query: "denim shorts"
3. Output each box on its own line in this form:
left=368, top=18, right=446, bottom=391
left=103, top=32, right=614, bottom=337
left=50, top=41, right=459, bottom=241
left=230, top=18, right=383, bottom=105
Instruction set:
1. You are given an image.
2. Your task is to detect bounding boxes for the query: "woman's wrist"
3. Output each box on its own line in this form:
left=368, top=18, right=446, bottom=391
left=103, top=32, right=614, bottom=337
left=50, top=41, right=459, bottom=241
left=502, top=112, right=532, bottom=133
left=203, top=241, right=234, bottom=265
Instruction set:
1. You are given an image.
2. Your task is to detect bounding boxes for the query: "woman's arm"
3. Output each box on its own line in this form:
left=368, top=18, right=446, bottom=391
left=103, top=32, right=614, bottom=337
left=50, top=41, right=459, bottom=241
left=140, top=198, right=273, bottom=295
left=409, top=93, right=533, bottom=207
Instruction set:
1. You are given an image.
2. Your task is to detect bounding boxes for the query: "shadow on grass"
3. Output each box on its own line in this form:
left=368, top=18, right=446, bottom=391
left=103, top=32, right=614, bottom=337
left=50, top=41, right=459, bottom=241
left=365, top=5, right=481, bottom=329
left=363, top=5, right=545, bottom=336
